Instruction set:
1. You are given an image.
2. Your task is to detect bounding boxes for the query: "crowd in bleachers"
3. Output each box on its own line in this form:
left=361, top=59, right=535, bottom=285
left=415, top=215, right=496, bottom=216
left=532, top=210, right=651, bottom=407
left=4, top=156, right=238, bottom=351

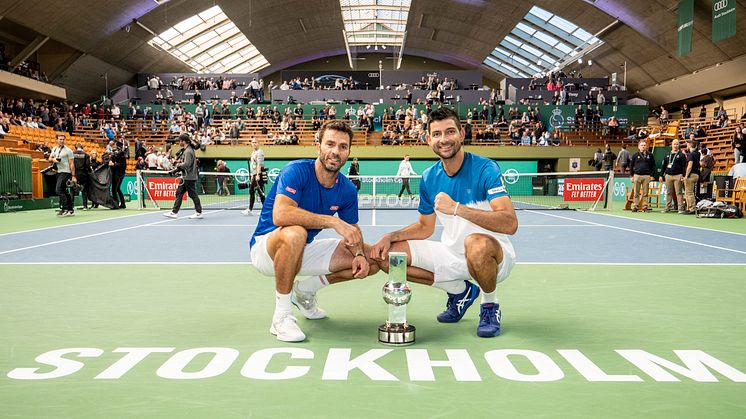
left=0, top=43, right=49, bottom=82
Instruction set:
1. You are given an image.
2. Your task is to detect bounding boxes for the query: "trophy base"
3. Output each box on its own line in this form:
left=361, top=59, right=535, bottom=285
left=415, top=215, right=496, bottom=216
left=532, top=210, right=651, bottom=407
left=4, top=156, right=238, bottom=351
left=378, top=322, right=416, bottom=346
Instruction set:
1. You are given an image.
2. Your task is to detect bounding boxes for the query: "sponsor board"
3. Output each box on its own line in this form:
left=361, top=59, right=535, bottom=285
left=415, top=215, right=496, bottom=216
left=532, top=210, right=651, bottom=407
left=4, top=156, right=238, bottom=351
left=563, top=179, right=605, bottom=201
left=146, top=178, right=185, bottom=200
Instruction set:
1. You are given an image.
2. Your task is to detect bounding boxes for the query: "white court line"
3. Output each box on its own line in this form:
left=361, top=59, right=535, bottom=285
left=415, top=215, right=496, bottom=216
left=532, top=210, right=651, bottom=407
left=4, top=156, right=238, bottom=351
left=0, top=209, right=229, bottom=256
left=147, top=223, right=597, bottom=228
left=0, top=211, right=159, bottom=237
left=1, top=261, right=744, bottom=266
left=578, top=210, right=746, bottom=237
left=528, top=210, right=746, bottom=256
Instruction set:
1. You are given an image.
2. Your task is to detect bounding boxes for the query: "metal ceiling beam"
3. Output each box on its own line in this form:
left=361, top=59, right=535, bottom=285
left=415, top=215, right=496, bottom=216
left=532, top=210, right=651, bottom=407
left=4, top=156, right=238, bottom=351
left=9, top=35, right=49, bottom=71
left=47, top=51, right=85, bottom=81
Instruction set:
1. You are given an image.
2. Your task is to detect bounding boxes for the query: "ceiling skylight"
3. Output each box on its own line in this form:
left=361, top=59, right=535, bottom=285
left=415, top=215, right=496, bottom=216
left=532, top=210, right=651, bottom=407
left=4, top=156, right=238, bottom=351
left=148, top=5, right=269, bottom=74
left=483, top=5, right=602, bottom=78
left=339, top=0, right=411, bottom=48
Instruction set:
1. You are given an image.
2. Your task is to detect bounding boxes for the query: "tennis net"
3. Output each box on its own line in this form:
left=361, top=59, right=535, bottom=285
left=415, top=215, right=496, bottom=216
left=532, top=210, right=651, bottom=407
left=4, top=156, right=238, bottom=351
left=135, top=170, right=613, bottom=211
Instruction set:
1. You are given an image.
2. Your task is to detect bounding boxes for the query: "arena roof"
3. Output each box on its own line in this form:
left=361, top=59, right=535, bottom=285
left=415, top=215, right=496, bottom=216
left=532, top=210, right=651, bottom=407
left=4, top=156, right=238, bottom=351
left=0, top=0, right=744, bottom=104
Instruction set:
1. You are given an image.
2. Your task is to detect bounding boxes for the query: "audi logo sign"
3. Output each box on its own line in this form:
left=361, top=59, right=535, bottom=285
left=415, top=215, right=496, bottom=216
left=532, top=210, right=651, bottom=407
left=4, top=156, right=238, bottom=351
left=714, top=0, right=728, bottom=12
left=368, top=73, right=380, bottom=78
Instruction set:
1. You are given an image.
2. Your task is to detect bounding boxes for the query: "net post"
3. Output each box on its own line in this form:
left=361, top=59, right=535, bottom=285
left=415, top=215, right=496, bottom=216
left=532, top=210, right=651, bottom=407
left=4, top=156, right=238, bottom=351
left=136, top=169, right=142, bottom=210
left=372, top=176, right=377, bottom=226
left=607, top=170, right=615, bottom=211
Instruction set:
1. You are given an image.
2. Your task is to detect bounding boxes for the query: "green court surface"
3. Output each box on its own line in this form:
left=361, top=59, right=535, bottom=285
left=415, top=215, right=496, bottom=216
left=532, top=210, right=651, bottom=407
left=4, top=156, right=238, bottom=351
left=1, top=264, right=744, bottom=418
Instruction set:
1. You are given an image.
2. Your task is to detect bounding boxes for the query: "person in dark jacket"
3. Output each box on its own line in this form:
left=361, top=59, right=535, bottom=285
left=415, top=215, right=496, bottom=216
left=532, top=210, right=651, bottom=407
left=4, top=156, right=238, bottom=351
left=164, top=134, right=203, bottom=219
left=108, top=141, right=127, bottom=209
left=72, top=143, right=91, bottom=210
left=629, top=140, right=657, bottom=212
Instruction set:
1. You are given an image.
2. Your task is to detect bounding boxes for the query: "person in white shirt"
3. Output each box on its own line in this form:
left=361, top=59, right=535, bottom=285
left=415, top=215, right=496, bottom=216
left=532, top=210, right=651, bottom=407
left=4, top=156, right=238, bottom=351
left=145, top=149, right=158, bottom=170
left=728, top=162, right=746, bottom=179
left=397, top=154, right=417, bottom=197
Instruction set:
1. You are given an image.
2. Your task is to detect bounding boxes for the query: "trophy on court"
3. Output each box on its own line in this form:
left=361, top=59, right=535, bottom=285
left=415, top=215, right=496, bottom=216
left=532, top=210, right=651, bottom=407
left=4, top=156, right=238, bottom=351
left=378, top=252, right=415, bottom=345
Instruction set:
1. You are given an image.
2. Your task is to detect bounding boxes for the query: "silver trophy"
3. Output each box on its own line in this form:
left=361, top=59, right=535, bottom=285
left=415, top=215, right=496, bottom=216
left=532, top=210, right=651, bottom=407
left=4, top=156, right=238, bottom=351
left=378, top=252, right=415, bottom=345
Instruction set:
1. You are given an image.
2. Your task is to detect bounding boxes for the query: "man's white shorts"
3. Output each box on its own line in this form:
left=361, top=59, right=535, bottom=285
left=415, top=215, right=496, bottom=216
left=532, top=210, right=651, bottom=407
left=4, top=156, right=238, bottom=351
left=408, top=239, right=515, bottom=285
left=250, top=232, right=340, bottom=277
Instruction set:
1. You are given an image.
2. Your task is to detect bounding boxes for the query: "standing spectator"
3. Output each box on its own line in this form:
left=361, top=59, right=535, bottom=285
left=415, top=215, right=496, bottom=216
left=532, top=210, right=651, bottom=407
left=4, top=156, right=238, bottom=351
left=629, top=140, right=657, bottom=212
left=108, top=141, right=127, bottom=209
left=602, top=144, right=616, bottom=171
left=681, top=104, right=691, bottom=119
left=616, top=144, right=630, bottom=174
left=698, top=104, right=706, bottom=121
left=348, top=157, right=361, bottom=191
left=243, top=138, right=266, bottom=215
left=49, top=135, right=76, bottom=216
left=659, top=106, right=669, bottom=125
left=659, top=139, right=686, bottom=213
left=396, top=154, right=416, bottom=198
left=700, top=145, right=715, bottom=188
left=682, top=138, right=700, bottom=214
left=73, top=143, right=92, bottom=210
left=592, top=148, right=604, bottom=171
left=215, top=160, right=231, bottom=196
left=733, top=128, right=745, bottom=164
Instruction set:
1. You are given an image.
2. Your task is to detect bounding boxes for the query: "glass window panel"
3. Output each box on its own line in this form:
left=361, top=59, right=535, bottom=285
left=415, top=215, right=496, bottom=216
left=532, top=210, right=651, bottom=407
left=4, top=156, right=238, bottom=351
left=158, top=28, right=179, bottom=42
left=173, top=16, right=203, bottom=33
left=516, top=22, right=535, bottom=35
left=548, top=15, right=577, bottom=33
left=534, top=31, right=559, bottom=46
left=528, top=6, right=553, bottom=22
left=198, top=6, right=221, bottom=20
left=522, top=44, right=543, bottom=57
left=504, top=36, right=522, bottom=47
left=554, top=42, right=573, bottom=54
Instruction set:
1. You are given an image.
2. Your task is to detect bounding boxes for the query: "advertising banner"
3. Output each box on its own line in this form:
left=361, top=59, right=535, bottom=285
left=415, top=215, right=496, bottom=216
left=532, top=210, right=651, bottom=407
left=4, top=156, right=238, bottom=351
left=563, top=178, right=605, bottom=201
left=712, top=0, right=736, bottom=42
left=678, top=0, right=694, bottom=56
left=146, top=178, right=185, bottom=200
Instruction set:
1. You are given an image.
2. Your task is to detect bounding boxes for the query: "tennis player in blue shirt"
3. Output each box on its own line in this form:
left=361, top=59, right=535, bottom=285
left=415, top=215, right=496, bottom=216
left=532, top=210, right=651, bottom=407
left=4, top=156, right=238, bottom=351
left=372, top=107, right=518, bottom=337
left=250, top=121, right=378, bottom=342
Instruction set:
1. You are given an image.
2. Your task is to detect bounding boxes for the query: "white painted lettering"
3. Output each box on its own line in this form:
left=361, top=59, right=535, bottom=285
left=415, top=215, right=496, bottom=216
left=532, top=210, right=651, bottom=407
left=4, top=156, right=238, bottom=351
left=406, top=349, right=481, bottom=381
left=241, top=348, right=313, bottom=380
left=617, top=350, right=746, bottom=382
left=156, top=347, right=238, bottom=379
left=95, top=347, right=174, bottom=379
left=485, top=349, right=564, bottom=382
left=557, top=349, right=642, bottom=382
left=7, top=348, right=103, bottom=380
left=322, top=348, right=397, bottom=381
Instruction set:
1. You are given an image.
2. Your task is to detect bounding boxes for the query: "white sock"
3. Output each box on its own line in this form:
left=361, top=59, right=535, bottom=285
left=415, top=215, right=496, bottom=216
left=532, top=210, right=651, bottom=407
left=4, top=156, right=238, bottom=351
left=481, top=290, right=497, bottom=305
left=274, top=291, right=292, bottom=320
left=433, top=280, right=467, bottom=295
left=296, top=275, right=329, bottom=294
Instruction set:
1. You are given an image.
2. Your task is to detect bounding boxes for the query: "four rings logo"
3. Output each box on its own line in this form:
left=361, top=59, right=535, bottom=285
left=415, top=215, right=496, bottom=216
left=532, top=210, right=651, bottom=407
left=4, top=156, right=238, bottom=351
left=714, top=0, right=728, bottom=12
left=503, top=168, right=520, bottom=185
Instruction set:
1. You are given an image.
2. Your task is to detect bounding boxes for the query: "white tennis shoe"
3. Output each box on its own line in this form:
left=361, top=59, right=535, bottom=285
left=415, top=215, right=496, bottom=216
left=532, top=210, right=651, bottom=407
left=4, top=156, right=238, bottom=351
left=188, top=212, right=203, bottom=219
left=291, top=282, right=328, bottom=320
left=270, top=313, right=306, bottom=342
left=163, top=212, right=178, bottom=219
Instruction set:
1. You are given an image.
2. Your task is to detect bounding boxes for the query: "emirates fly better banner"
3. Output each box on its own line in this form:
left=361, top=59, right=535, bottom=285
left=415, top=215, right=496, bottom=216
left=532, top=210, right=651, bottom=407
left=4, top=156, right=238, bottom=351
left=147, top=178, right=186, bottom=201
left=712, top=0, right=736, bottom=42
left=563, top=178, right=605, bottom=201
left=678, top=0, right=694, bottom=56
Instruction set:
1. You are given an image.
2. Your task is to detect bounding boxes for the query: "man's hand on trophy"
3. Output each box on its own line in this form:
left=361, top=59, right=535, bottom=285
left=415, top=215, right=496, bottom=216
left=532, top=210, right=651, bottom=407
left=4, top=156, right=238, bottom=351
left=434, top=192, right=458, bottom=215
left=371, top=234, right=392, bottom=261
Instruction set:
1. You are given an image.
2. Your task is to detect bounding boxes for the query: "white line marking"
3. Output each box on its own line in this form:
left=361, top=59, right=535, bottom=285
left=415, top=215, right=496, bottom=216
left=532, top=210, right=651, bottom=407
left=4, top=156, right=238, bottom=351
left=147, top=223, right=596, bottom=228
left=528, top=210, right=746, bottom=255
left=576, top=210, right=746, bottom=237
left=0, top=211, right=158, bottom=237
left=0, top=209, right=229, bottom=256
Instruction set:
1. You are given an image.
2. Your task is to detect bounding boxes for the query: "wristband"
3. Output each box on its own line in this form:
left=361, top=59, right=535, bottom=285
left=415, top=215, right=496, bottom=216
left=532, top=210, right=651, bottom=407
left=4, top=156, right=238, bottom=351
left=354, top=251, right=365, bottom=258
left=453, top=202, right=460, bottom=216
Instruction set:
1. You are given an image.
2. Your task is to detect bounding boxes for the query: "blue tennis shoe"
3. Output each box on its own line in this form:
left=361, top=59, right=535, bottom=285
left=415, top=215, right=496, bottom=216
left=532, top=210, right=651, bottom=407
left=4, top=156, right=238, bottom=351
left=477, top=303, right=501, bottom=337
left=436, top=280, right=480, bottom=323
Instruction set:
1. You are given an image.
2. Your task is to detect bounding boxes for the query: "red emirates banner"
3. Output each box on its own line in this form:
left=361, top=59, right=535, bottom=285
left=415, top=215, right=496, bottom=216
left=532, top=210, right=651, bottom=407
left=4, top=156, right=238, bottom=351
left=147, top=178, right=185, bottom=200
left=564, top=178, right=605, bottom=201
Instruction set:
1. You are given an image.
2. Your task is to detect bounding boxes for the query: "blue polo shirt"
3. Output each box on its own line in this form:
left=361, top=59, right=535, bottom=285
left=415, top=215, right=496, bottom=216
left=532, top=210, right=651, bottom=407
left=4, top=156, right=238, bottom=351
left=250, top=159, right=359, bottom=248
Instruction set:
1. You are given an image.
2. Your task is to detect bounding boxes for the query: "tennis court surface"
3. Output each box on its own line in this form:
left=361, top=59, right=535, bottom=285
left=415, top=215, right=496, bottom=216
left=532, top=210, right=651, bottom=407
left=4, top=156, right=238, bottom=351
left=1, top=208, right=745, bottom=417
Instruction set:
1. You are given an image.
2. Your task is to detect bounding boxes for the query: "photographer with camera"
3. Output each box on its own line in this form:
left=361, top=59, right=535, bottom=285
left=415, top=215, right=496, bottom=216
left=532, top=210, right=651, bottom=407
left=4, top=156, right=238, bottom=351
left=164, top=134, right=203, bottom=219
left=49, top=134, right=76, bottom=216
left=73, top=143, right=92, bottom=210
left=242, top=138, right=266, bottom=216
left=108, top=140, right=127, bottom=209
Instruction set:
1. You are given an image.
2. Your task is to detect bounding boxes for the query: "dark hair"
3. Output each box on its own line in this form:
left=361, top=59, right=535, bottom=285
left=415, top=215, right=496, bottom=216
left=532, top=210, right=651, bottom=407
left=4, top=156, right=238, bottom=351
left=427, top=107, right=461, bottom=134
left=318, top=120, right=354, bottom=144
left=178, top=133, right=191, bottom=143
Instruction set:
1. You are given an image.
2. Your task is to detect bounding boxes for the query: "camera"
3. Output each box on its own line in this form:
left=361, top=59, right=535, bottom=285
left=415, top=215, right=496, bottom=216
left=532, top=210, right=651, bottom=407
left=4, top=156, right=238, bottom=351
left=40, top=163, right=58, bottom=175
